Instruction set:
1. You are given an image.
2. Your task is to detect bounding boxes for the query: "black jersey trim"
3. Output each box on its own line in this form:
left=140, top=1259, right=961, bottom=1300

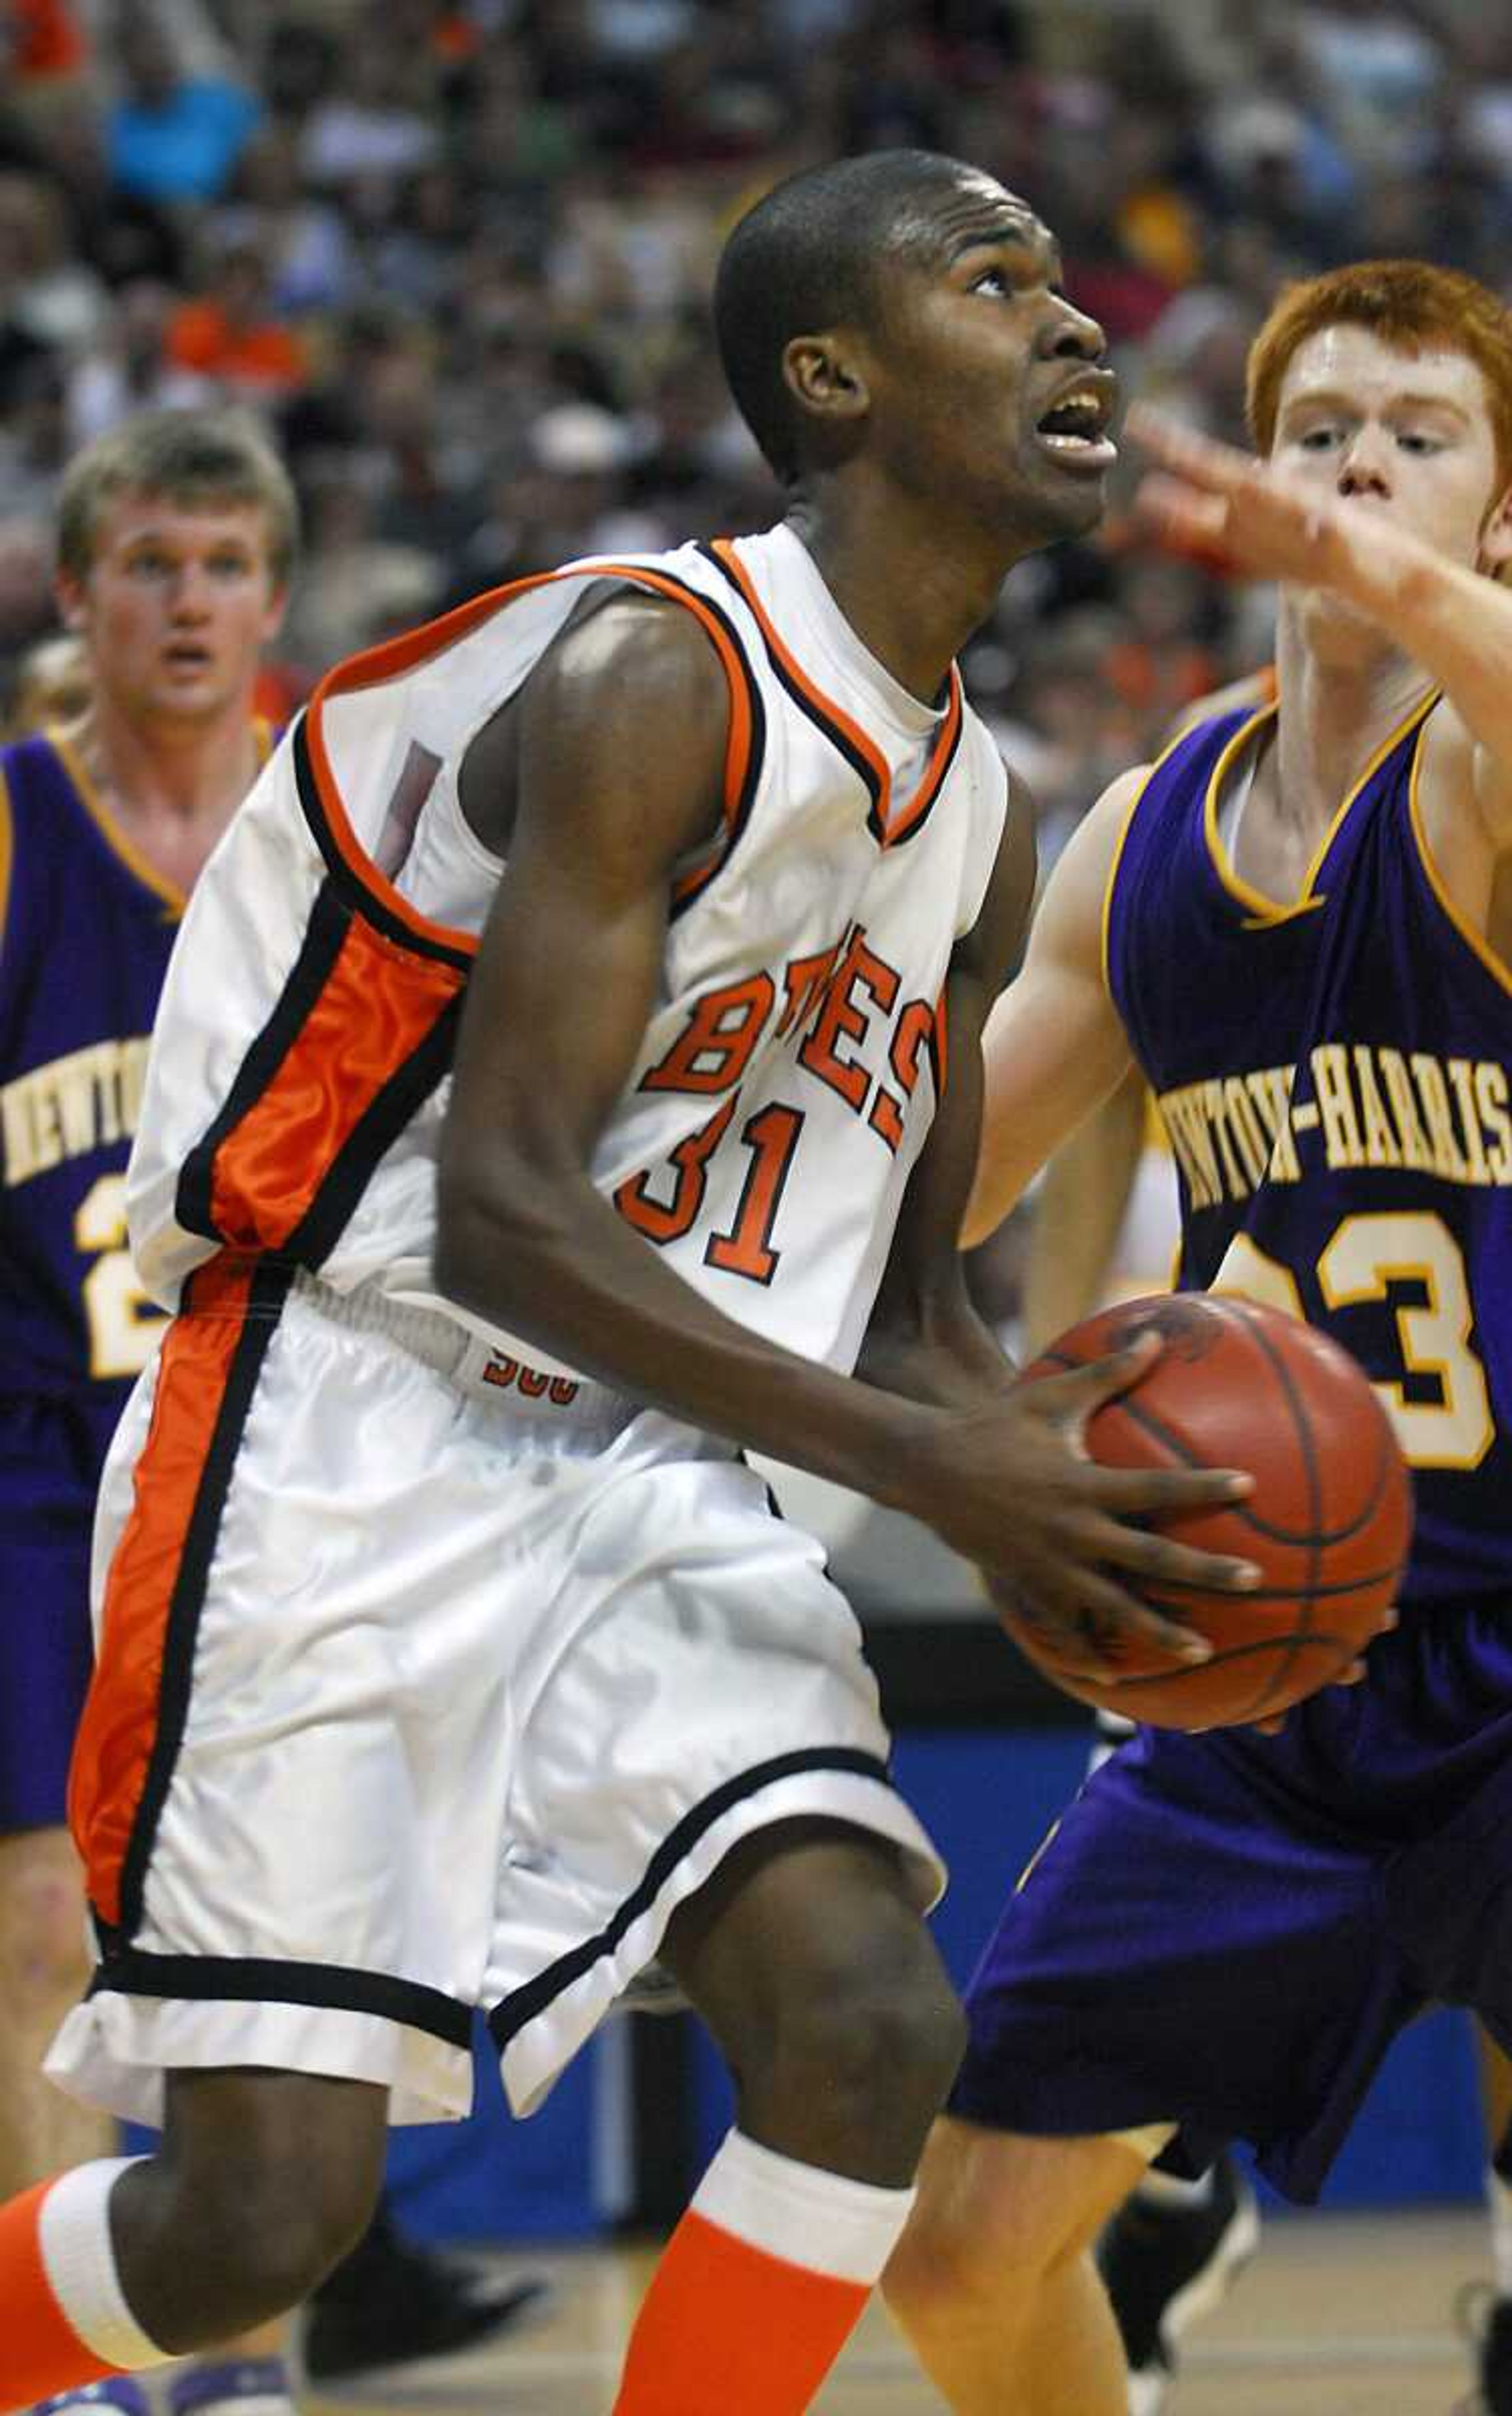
left=697, top=541, right=886, bottom=822
left=634, top=563, right=768, bottom=923
left=284, top=990, right=465, bottom=1270
left=292, top=716, right=475, bottom=972
left=175, top=880, right=352, bottom=1243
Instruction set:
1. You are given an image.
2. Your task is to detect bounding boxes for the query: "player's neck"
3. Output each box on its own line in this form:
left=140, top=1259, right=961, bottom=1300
left=1272, top=616, right=1432, bottom=838
left=59, top=695, right=262, bottom=886
left=783, top=498, right=1002, bottom=704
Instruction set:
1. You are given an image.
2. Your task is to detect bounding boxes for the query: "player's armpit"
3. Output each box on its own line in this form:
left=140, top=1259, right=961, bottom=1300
left=964, top=768, right=1144, bottom=1246
left=859, top=776, right=1034, bottom=1405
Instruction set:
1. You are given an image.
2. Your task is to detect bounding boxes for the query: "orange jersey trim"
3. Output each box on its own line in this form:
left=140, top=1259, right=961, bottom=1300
left=884, top=673, right=964, bottom=847
left=707, top=539, right=962, bottom=848
left=70, top=1255, right=271, bottom=1932
left=302, top=560, right=763, bottom=943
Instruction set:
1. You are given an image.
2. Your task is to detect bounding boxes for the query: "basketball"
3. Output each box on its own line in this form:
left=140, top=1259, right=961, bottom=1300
left=994, top=1292, right=1412, bottom=1730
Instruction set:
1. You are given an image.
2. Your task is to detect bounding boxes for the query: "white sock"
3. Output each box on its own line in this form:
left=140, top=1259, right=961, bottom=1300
left=692, top=2130, right=916, bottom=2282
left=1135, top=2163, right=1218, bottom=2211
left=1488, top=2163, right=1512, bottom=2299
left=40, top=2157, right=172, bottom=2369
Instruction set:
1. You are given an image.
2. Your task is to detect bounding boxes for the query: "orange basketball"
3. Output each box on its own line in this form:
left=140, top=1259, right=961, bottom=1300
left=996, top=1292, right=1412, bottom=1729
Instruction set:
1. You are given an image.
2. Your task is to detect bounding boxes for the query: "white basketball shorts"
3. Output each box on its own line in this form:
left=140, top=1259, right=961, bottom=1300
left=48, top=1268, right=942, bottom=2128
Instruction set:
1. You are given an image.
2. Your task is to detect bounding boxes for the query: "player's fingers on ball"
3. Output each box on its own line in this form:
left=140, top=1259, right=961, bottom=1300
left=1047, top=1560, right=1212, bottom=1666
left=993, top=1593, right=1119, bottom=1682
left=1091, top=1460, right=1254, bottom=1509
left=1096, top=1517, right=1260, bottom=1600
left=1052, top=1331, right=1161, bottom=1411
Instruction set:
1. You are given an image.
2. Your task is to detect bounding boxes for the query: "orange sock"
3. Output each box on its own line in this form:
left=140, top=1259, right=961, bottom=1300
left=613, top=2131, right=914, bottom=2414
left=0, top=2160, right=169, bottom=2400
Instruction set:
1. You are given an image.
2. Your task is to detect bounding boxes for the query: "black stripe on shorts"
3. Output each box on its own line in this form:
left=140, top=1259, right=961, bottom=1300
left=487, top=1744, right=894, bottom=2052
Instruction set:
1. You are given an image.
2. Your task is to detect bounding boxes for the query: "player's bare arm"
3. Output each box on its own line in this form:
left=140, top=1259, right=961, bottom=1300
left=963, top=764, right=1144, bottom=1246
left=436, top=605, right=1255, bottom=1674
left=1129, top=401, right=1512, bottom=851
left=1019, top=1065, right=1146, bottom=1357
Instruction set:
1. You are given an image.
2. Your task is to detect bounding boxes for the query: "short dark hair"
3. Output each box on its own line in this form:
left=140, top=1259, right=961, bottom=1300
left=713, top=150, right=982, bottom=484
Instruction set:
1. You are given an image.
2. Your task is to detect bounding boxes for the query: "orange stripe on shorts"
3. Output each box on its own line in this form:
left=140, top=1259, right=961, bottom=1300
left=69, top=1257, right=261, bottom=1932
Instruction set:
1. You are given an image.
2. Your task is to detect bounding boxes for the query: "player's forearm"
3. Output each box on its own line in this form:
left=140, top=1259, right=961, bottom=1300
left=964, top=1074, right=1115, bottom=1248
left=1020, top=1072, right=1145, bottom=1355
left=434, top=1165, right=945, bottom=1510
left=1337, top=519, right=1512, bottom=771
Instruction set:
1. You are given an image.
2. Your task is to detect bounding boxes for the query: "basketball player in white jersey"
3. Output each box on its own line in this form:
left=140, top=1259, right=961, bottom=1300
left=0, top=151, right=1262, bottom=2416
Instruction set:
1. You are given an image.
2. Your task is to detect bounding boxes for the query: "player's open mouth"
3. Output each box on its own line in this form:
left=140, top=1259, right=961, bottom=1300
left=1034, top=376, right=1117, bottom=469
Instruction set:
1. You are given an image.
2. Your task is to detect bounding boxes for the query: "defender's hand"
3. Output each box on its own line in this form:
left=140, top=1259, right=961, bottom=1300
left=1127, top=402, right=1355, bottom=593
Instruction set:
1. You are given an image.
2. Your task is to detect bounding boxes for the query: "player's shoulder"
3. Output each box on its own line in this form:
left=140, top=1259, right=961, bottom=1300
left=0, top=729, right=83, bottom=860
left=1, top=727, right=65, bottom=788
left=1075, top=761, right=1156, bottom=869
left=1024, top=763, right=1154, bottom=965
left=532, top=565, right=735, bottom=726
left=512, top=566, right=735, bottom=838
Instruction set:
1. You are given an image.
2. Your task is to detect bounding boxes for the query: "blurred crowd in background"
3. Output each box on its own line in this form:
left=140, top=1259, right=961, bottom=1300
left=2, top=0, right=1510, bottom=849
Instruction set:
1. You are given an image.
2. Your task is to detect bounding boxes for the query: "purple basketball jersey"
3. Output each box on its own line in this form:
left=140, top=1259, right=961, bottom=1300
left=0, top=734, right=181, bottom=1825
left=954, top=698, right=1512, bottom=2203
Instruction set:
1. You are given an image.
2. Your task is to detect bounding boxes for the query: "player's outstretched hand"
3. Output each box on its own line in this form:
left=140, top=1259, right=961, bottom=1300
left=917, top=1333, right=1260, bottom=1683
left=1126, top=401, right=1353, bottom=594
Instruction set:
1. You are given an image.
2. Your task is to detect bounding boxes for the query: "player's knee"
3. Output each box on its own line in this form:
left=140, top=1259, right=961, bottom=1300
left=884, top=2147, right=1047, bottom=2336
left=772, top=1928, right=966, bottom=2142
left=176, top=2150, right=380, bottom=2323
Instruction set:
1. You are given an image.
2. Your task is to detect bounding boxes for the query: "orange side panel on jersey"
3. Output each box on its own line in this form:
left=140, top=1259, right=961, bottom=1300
left=303, top=563, right=756, bottom=934
left=69, top=1256, right=256, bottom=1931
left=208, top=915, right=467, bottom=1252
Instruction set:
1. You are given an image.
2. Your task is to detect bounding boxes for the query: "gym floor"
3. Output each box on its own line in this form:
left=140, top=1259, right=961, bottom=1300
left=150, top=2203, right=1483, bottom=2413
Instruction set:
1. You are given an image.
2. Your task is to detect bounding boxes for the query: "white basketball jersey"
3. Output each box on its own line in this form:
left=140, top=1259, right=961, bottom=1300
left=126, top=525, right=1008, bottom=1380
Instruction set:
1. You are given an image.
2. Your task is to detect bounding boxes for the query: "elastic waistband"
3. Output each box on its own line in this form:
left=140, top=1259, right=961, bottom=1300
left=288, top=1267, right=639, bottom=1434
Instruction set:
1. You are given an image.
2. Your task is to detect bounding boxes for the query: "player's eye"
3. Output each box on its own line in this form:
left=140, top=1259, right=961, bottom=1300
left=1297, top=426, right=1341, bottom=450
left=970, top=266, right=1011, bottom=297
left=1396, top=430, right=1440, bottom=455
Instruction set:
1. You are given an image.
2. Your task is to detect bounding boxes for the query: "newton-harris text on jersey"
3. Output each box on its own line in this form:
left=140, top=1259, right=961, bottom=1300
left=2, top=1038, right=152, bottom=1188
left=1160, top=1041, right=1512, bottom=1212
